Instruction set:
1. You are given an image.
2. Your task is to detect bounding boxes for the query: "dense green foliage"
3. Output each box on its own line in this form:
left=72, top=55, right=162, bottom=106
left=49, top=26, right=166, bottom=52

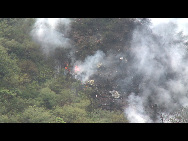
left=0, top=18, right=131, bottom=123
left=3, top=18, right=187, bottom=123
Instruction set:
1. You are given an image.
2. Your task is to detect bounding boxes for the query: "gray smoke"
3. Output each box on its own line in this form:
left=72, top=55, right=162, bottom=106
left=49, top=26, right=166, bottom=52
left=30, top=18, right=188, bottom=123
left=30, top=18, right=72, bottom=54
left=125, top=93, right=152, bottom=123
left=124, top=19, right=188, bottom=123
left=151, top=18, right=188, bottom=35
left=73, top=50, right=105, bottom=83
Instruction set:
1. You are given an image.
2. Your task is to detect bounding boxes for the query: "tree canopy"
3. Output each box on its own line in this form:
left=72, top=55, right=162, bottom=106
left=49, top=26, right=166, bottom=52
left=0, top=18, right=134, bottom=123
left=2, top=18, right=186, bottom=123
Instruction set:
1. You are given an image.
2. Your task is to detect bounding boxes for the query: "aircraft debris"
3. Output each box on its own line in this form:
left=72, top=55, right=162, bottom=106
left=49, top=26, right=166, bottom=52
left=109, top=90, right=121, bottom=98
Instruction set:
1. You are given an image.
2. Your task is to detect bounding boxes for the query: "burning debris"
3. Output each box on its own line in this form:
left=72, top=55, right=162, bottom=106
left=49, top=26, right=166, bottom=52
left=73, top=50, right=105, bottom=83
left=74, top=65, right=80, bottom=73
left=31, top=18, right=188, bottom=123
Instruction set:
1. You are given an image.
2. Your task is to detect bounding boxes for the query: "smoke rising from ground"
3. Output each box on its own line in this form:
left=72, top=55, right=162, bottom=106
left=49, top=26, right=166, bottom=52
left=73, top=50, right=105, bottom=83
left=123, top=19, right=188, bottom=122
left=125, top=93, right=152, bottom=123
left=30, top=18, right=188, bottom=123
left=151, top=18, right=188, bottom=35
left=31, top=18, right=72, bottom=54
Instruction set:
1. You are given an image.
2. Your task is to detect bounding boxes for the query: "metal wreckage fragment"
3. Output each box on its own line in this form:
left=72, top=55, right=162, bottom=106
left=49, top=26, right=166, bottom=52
left=109, top=90, right=121, bottom=99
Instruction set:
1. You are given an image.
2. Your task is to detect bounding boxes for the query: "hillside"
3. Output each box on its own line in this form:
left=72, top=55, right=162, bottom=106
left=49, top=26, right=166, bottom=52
left=0, top=18, right=143, bottom=123
left=1, top=18, right=187, bottom=123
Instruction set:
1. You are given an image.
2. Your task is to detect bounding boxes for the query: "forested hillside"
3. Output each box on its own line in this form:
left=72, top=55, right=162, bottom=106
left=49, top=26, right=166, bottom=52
left=2, top=18, right=187, bottom=123
left=0, top=18, right=144, bottom=123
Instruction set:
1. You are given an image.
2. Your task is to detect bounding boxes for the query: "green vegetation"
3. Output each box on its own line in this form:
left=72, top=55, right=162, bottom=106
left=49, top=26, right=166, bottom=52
left=0, top=18, right=131, bottom=123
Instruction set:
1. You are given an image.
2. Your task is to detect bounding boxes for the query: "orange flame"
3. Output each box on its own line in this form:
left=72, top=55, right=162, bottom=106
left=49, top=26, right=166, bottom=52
left=74, top=65, right=80, bottom=72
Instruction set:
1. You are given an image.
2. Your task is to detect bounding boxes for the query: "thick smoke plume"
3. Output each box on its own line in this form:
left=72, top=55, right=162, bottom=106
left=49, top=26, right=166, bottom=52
left=124, top=19, right=188, bottom=122
left=125, top=93, right=152, bottom=123
left=73, top=50, right=105, bottom=83
left=31, top=18, right=188, bottom=123
left=31, top=18, right=71, bottom=54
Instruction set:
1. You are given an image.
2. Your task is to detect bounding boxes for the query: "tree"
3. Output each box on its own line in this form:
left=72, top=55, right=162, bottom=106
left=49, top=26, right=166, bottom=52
left=19, top=60, right=38, bottom=81
left=37, top=87, right=57, bottom=109
left=53, top=105, right=89, bottom=123
left=56, top=89, right=74, bottom=106
left=89, top=108, right=128, bottom=123
left=0, top=89, right=27, bottom=115
left=0, top=18, right=138, bottom=123
left=0, top=45, right=20, bottom=88
left=18, top=105, right=57, bottom=123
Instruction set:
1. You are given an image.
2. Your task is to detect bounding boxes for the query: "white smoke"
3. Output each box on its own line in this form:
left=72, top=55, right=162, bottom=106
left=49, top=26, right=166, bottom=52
left=125, top=93, right=153, bottom=123
left=30, top=18, right=106, bottom=83
left=31, top=18, right=71, bottom=54
left=74, top=50, right=105, bottom=83
left=124, top=18, right=188, bottom=123
left=151, top=18, right=188, bottom=35
left=30, top=18, right=188, bottom=123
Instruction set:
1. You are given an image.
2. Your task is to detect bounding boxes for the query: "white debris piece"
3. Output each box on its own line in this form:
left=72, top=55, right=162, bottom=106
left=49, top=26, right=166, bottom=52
left=97, top=62, right=103, bottom=68
left=87, top=80, right=95, bottom=85
left=109, top=90, right=120, bottom=98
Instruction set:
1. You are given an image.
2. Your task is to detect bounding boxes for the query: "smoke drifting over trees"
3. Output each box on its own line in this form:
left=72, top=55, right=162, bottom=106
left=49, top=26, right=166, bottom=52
left=30, top=18, right=188, bottom=123
left=74, top=50, right=105, bottom=83
left=31, top=18, right=72, bottom=54
left=2, top=18, right=188, bottom=123
left=124, top=21, right=188, bottom=122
